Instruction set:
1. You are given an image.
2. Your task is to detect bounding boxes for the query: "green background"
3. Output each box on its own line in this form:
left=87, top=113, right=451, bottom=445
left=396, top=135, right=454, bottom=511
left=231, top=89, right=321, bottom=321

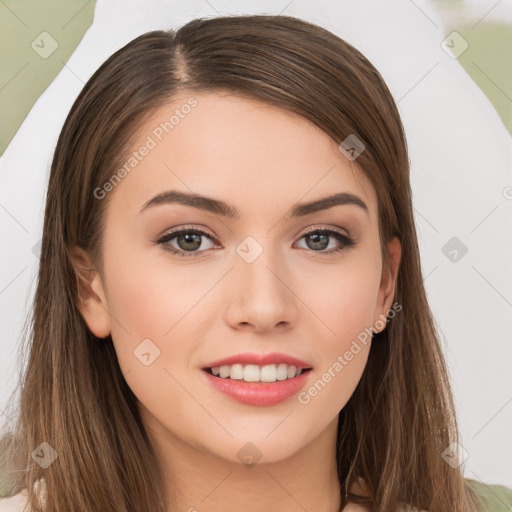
left=0, top=0, right=95, bottom=156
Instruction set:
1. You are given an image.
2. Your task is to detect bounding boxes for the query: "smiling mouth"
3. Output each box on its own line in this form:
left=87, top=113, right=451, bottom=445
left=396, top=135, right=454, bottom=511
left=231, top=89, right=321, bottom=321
left=203, top=364, right=313, bottom=383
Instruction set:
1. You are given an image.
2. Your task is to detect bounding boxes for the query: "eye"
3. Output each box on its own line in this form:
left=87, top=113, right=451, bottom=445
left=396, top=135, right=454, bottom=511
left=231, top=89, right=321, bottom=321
left=154, top=225, right=356, bottom=258
left=295, top=227, right=356, bottom=254
left=155, top=226, right=218, bottom=258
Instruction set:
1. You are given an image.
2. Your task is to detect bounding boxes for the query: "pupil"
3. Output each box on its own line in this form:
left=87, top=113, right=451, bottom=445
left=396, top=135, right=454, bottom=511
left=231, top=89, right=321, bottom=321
left=308, top=233, right=328, bottom=250
left=179, top=232, right=201, bottom=251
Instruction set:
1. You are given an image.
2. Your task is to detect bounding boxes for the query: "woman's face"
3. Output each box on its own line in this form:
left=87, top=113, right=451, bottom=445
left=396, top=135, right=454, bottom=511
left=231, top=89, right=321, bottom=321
left=75, top=90, right=401, bottom=465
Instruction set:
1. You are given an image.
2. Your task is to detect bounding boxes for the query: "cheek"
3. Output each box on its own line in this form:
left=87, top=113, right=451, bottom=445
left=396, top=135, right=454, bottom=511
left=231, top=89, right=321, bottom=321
left=101, top=241, right=197, bottom=373
left=101, top=254, right=208, bottom=420
left=295, top=259, right=380, bottom=414
left=102, top=239, right=218, bottom=374
left=296, top=254, right=382, bottom=347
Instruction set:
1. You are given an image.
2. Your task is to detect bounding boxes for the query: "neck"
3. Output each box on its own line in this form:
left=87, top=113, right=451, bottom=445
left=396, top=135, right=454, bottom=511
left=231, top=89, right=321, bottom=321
left=143, top=410, right=342, bottom=512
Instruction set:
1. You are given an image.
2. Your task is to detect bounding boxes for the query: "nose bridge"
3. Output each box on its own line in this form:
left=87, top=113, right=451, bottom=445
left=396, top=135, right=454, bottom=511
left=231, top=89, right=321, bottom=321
left=227, top=233, right=295, bottom=330
left=235, top=233, right=288, bottom=296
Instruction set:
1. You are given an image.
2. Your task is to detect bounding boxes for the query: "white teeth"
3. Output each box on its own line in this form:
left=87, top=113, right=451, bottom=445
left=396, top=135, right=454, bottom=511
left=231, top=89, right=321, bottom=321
left=208, top=363, right=308, bottom=382
left=230, top=364, right=244, bottom=380
left=276, top=363, right=288, bottom=381
left=243, top=364, right=260, bottom=382
left=287, top=365, right=297, bottom=378
left=260, top=364, right=277, bottom=382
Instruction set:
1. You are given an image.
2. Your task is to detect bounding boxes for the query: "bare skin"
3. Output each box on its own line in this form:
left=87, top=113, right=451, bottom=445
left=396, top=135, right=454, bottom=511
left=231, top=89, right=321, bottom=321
left=73, top=91, right=400, bottom=512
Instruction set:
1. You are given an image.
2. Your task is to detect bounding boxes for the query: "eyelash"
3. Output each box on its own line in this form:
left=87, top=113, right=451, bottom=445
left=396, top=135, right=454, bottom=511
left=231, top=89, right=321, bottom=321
left=154, top=225, right=356, bottom=259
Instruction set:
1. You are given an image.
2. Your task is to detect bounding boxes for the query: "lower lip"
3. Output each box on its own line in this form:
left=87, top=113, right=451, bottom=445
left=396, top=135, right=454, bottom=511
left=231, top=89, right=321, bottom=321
left=201, top=369, right=312, bottom=406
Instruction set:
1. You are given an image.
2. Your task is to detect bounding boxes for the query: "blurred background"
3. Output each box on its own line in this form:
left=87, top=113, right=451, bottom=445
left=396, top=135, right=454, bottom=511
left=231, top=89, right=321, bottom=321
left=0, top=0, right=511, bottom=155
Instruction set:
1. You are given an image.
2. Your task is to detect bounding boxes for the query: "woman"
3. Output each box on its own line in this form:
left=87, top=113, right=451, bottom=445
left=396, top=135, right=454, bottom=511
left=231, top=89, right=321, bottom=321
left=0, top=14, right=510, bottom=512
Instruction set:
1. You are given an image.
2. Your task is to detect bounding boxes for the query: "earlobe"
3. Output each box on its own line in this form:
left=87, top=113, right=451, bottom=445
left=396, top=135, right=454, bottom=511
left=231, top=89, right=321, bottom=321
left=69, top=246, right=112, bottom=339
left=374, top=236, right=402, bottom=331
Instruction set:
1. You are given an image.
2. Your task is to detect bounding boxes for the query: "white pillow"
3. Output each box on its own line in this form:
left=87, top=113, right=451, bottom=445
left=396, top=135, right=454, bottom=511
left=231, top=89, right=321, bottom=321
left=1, top=0, right=511, bottom=487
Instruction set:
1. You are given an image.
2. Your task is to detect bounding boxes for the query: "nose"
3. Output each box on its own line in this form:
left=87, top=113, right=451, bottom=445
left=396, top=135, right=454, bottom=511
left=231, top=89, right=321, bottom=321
left=224, top=246, right=298, bottom=333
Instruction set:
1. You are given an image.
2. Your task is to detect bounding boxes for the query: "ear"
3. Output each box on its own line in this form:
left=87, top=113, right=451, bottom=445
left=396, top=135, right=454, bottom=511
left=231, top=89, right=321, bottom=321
left=373, top=236, right=401, bottom=332
left=69, top=246, right=112, bottom=339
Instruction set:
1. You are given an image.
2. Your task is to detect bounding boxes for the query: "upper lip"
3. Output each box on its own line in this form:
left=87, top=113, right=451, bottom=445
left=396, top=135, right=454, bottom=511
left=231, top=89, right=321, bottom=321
left=202, top=352, right=313, bottom=370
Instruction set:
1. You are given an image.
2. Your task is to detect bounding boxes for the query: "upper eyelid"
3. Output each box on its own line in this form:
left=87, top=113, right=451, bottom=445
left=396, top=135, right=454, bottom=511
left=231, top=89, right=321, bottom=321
left=156, top=226, right=355, bottom=260
left=160, top=225, right=217, bottom=242
left=160, top=224, right=349, bottom=240
left=158, top=225, right=351, bottom=249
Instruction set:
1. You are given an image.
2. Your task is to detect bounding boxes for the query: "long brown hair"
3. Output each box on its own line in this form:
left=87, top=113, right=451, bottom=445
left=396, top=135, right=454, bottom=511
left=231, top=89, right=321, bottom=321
left=1, top=14, right=483, bottom=512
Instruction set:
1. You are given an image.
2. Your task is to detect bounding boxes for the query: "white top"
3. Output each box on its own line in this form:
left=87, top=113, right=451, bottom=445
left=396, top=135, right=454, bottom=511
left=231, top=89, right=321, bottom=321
left=0, top=479, right=46, bottom=512
left=0, top=489, right=30, bottom=512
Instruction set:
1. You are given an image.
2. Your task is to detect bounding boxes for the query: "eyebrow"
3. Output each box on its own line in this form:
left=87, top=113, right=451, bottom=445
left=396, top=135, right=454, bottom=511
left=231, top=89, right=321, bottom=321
left=139, top=190, right=369, bottom=218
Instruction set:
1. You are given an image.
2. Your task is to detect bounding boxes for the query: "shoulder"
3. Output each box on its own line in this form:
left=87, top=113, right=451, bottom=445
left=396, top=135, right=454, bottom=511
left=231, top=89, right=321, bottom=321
left=0, top=489, right=30, bottom=512
left=465, top=478, right=512, bottom=511
left=348, top=477, right=512, bottom=512
left=0, top=478, right=46, bottom=512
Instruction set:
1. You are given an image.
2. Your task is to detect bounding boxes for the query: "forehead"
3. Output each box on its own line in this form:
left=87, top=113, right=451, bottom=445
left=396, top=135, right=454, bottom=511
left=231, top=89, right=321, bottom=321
left=105, top=91, right=377, bottom=221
